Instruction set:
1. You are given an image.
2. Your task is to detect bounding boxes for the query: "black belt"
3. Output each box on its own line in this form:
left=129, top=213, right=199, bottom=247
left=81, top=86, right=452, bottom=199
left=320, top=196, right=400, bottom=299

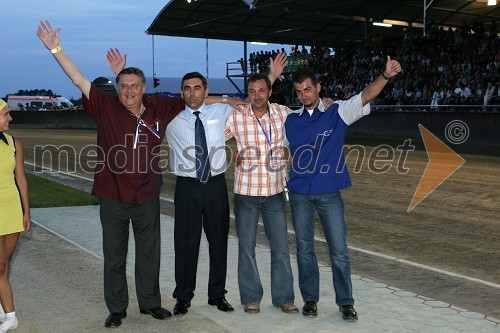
left=176, top=173, right=225, bottom=183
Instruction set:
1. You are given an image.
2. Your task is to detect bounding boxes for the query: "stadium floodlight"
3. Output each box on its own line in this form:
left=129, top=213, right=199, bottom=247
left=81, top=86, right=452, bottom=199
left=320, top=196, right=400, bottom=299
left=373, top=22, right=393, bottom=28
left=488, top=0, right=496, bottom=6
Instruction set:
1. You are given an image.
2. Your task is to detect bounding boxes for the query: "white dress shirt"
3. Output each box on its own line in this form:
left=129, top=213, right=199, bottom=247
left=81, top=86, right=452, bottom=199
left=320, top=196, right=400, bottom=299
left=166, top=103, right=233, bottom=178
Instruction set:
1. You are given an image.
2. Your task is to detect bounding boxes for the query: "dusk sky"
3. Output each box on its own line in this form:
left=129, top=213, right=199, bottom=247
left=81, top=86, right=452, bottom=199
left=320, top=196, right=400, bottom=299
left=2, top=0, right=289, bottom=99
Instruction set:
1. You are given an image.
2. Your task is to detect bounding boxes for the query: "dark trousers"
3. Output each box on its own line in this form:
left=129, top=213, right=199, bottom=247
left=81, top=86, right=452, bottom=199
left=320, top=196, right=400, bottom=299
left=100, top=197, right=161, bottom=313
left=172, top=174, right=230, bottom=301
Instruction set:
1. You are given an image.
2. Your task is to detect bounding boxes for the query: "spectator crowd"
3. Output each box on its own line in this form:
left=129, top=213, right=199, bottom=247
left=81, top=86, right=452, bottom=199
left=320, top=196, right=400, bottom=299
left=244, top=20, right=499, bottom=111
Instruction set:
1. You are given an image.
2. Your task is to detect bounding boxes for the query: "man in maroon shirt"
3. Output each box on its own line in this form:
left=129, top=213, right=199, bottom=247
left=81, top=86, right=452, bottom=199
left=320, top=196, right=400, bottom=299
left=37, top=20, right=184, bottom=328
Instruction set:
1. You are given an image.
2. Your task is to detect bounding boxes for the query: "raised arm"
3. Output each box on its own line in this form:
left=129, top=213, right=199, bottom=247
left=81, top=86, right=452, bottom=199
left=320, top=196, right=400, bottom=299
left=361, top=55, right=402, bottom=106
left=37, top=20, right=91, bottom=99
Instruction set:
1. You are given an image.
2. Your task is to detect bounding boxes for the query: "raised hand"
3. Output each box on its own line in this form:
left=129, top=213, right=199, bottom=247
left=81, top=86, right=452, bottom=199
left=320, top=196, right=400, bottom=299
left=37, top=19, right=91, bottom=97
left=106, top=48, right=127, bottom=76
left=37, top=20, right=60, bottom=50
left=384, top=55, right=402, bottom=78
left=269, top=52, right=287, bottom=78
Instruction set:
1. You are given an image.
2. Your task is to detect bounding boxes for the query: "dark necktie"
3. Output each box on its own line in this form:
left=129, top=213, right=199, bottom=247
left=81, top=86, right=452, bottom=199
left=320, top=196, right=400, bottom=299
left=193, top=111, right=211, bottom=183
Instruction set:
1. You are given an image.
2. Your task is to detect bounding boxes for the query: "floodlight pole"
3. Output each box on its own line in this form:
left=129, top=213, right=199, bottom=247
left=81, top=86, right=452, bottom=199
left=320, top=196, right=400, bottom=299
left=424, top=0, right=435, bottom=36
left=244, top=40, right=248, bottom=96
left=152, top=35, right=156, bottom=80
left=206, top=39, right=209, bottom=78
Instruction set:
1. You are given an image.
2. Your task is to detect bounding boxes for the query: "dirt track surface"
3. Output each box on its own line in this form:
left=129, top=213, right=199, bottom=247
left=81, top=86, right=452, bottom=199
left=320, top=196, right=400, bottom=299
left=11, top=128, right=500, bottom=285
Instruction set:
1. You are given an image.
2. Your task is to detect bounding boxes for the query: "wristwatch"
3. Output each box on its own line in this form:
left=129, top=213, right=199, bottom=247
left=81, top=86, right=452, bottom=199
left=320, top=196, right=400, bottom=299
left=222, top=95, right=228, bottom=103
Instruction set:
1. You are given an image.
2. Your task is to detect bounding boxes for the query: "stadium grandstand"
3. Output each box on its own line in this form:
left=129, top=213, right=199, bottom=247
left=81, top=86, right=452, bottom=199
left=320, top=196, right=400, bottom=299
left=147, top=0, right=499, bottom=112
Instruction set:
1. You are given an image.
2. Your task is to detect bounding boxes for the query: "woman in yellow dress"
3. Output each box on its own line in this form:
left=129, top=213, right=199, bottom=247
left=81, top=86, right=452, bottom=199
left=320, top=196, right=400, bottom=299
left=0, top=99, right=31, bottom=332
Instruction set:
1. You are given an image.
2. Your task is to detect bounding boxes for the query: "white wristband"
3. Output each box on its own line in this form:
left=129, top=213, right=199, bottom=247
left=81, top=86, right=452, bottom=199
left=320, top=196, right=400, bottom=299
left=222, top=94, right=228, bottom=103
left=50, top=46, right=62, bottom=54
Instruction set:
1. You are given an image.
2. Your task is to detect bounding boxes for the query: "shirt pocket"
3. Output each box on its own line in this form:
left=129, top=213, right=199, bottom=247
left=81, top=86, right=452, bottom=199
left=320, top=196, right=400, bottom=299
left=205, top=119, right=225, bottom=144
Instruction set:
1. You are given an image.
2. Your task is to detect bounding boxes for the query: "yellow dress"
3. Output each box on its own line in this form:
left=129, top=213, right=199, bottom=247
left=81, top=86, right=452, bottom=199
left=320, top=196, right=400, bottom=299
left=0, top=133, right=24, bottom=236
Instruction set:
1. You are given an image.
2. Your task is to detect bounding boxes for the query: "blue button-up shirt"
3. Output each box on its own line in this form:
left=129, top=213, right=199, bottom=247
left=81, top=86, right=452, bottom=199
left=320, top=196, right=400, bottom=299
left=285, top=93, right=370, bottom=194
left=166, top=103, right=233, bottom=178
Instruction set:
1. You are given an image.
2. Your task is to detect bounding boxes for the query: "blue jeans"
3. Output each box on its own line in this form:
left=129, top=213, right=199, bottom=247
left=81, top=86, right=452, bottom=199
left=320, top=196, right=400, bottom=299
left=234, top=193, right=295, bottom=307
left=289, top=190, right=354, bottom=306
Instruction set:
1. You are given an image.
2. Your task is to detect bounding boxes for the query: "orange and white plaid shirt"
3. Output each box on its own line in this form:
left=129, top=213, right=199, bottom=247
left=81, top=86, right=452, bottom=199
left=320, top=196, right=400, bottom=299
left=225, top=102, right=292, bottom=196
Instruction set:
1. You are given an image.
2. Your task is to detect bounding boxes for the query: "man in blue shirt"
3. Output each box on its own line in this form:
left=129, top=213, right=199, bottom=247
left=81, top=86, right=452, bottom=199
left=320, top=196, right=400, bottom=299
left=285, top=56, right=402, bottom=321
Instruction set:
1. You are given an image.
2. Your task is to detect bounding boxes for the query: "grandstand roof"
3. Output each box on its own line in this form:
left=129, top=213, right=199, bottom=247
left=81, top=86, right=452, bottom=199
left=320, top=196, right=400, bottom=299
left=146, top=0, right=500, bottom=46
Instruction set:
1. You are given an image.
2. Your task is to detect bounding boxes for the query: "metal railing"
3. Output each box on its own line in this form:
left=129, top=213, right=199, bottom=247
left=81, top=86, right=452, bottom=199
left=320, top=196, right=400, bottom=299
left=369, top=104, right=500, bottom=112
left=226, top=61, right=248, bottom=95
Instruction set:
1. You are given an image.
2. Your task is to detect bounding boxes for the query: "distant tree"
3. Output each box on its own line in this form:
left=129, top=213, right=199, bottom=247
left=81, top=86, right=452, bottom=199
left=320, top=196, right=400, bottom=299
left=10, top=88, right=60, bottom=97
left=70, top=97, right=82, bottom=106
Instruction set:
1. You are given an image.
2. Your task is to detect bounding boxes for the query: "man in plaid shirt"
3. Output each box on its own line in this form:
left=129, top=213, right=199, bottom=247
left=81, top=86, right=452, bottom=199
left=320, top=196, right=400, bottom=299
left=225, top=72, right=299, bottom=315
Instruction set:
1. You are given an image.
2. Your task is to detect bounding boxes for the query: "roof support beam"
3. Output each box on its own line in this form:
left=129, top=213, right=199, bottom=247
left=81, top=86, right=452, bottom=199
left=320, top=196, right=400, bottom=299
left=424, top=0, right=435, bottom=36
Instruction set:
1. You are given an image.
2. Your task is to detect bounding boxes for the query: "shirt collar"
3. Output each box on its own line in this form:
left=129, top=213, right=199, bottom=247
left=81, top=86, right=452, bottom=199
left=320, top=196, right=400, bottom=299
left=0, top=132, right=7, bottom=145
left=185, top=104, right=206, bottom=115
left=141, top=95, right=154, bottom=111
left=298, top=98, right=325, bottom=116
left=244, top=102, right=273, bottom=119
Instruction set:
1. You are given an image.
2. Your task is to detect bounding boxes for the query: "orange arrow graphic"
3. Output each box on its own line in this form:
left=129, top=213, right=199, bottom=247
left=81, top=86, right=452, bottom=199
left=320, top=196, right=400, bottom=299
left=408, top=124, right=465, bottom=212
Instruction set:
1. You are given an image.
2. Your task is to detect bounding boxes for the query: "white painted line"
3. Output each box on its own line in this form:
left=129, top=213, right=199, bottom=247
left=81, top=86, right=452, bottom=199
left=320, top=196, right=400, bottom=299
left=31, top=218, right=103, bottom=260
left=25, top=162, right=94, bottom=182
left=345, top=245, right=500, bottom=290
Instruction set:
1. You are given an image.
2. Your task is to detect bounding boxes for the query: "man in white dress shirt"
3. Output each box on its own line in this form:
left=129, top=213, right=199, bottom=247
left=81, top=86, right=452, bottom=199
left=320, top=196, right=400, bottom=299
left=167, top=72, right=235, bottom=315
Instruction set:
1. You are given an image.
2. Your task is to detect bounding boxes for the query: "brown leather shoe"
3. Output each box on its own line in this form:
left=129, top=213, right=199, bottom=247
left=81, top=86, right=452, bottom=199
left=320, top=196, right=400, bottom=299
left=244, top=302, right=260, bottom=313
left=280, top=303, right=299, bottom=314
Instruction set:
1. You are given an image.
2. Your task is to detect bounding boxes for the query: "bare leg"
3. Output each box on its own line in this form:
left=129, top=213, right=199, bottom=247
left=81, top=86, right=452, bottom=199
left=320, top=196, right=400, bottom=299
left=0, top=233, right=20, bottom=313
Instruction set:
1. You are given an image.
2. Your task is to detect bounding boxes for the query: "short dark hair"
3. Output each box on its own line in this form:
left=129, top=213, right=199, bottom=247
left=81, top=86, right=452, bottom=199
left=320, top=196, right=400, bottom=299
left=247, top=73, right=272, bottom=91
left=116, top=67, right=146, bottom=85
left=181, top=72, right=208, bottom=89
left=292, top=69, right=318, bottom=86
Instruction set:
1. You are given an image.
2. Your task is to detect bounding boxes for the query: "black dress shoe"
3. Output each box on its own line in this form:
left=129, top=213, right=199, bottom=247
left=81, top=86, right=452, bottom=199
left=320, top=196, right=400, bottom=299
left=208, top=297, right=234, bottom=312
left=139, top=306, right=173, bottom=320
left=302, top=301, right=318, bottom=317
left=339, top=305, right=358, bottom=321
left=105, top=312, right=127, bottom=328
left=173, top=300, right=191, bottom=316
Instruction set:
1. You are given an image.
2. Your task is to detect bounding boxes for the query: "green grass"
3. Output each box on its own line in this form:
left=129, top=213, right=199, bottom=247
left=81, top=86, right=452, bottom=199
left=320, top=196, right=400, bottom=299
left=27, top=173, right=99, bottom=208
